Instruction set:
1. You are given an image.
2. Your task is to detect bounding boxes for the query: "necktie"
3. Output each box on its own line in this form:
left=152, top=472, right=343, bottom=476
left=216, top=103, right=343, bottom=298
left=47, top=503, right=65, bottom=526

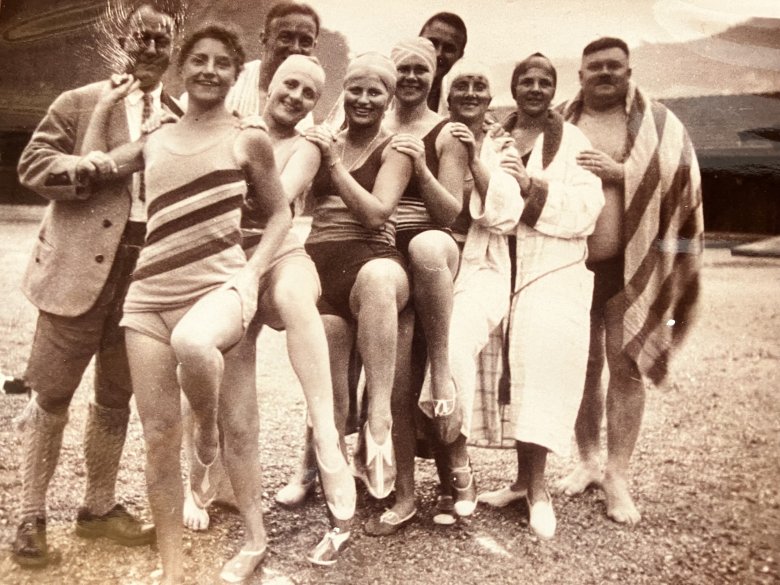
left=139, top=92, right=153, bottom=203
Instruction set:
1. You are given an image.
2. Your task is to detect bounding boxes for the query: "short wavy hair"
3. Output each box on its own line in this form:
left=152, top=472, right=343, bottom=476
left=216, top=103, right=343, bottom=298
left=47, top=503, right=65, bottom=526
left=177, top=23, right=246, bottom=74
left=510, top=52, right=557, bottom=100
left=419, top=12, right=467, bottom=55
left=265, top=1, right=320, bottom=36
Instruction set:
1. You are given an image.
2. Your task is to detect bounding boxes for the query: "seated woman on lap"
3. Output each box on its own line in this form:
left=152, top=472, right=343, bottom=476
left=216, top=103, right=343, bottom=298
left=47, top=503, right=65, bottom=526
left=301, top=51, right=413, bottom=564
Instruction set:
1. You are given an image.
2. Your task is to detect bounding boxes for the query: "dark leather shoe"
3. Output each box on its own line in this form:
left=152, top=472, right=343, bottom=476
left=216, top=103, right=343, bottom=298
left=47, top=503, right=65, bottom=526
left=12, top=515, right=60, bottom=568
left=75, top=504, right=155, bottom=546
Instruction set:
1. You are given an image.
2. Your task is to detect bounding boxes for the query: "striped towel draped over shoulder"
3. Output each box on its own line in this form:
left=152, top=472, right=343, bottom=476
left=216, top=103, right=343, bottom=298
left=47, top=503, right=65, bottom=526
left=560, top=82, right=704, bottom=384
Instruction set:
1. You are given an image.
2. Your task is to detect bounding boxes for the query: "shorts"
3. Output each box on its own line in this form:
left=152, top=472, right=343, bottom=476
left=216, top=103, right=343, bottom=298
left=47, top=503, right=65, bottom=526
left=24, top=221, right=144, bottom=406
left=586, top=254, right=624, bottom=314
left=120, top=303, right=193, bottom=345
left=305, top=239, right=405, bottom=320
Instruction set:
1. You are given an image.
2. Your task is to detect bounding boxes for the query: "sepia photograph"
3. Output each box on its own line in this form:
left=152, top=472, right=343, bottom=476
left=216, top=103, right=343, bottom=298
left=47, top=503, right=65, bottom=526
left=0, top=1, right=778, bottom=583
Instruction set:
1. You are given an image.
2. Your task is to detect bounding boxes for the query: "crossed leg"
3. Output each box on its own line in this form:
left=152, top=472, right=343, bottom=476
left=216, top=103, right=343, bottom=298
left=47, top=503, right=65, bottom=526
left=407, top=231, right=460, bottom=444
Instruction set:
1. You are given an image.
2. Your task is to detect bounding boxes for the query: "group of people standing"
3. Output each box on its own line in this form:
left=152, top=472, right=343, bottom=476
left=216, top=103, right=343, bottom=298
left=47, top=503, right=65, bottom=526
left=11, top=1, right=704, bottom=584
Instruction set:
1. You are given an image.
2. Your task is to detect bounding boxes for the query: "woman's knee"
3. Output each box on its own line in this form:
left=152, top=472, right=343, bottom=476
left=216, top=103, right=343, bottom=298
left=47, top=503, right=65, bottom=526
left=170, top=326, right=217, bottom=365
left=271, top=279, right=319, bottom=323
left=408, top=232, right=458, bottom=271
left=353, top=262, right=408, bottom=311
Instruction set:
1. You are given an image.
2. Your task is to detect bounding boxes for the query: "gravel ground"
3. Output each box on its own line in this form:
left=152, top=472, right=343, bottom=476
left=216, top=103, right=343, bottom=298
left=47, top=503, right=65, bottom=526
left=0, top=218, right=778, bottom=585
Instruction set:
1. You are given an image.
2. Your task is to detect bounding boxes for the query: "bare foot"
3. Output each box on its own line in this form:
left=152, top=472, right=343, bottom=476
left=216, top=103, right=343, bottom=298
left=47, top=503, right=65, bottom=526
left=150, top=567, right=183, bottom=585
left=555, top=462, right=602, bottom=496
left=275, top=466, right=317, bottom=507
left=603, top=471, right=641, bottom=524
left=183, top=489, right=210, bottom=531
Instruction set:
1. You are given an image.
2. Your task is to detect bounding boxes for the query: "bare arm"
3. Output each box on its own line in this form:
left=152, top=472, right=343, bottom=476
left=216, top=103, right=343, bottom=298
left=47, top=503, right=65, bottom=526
left=306, top=126, right=413, bottom=229
left=448, top=122, right=491, bottom=201
left=278, top=139, right=322, bottom=205
left=576, top=149, right=624, bottom=184
left=392, top=125, right=468, bottom=226
left=235, top=128, right=293, bottom=276
left=331, top=148, right=413, bottom=229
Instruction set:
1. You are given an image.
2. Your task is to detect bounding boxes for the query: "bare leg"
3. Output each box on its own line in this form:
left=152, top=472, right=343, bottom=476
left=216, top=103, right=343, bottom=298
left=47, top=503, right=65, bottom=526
left=307, top=316, right=356, bottom=564
left=603, top=349, right=644, bottom=525
left=218, top=336, right=267, bottom=579
left=519, top=441, right=556, bottom=539
left=269, top=265, right=344, bottom=469
left=557, top=314, right=605, bottom=495
left=522, top=443, right=549, bottom=506
left=181, top=396, right=233, bottom=531
left=170, top=289, right=245, bottom=468
left=126, top=330, right=184, bottom=585
left=364, top=308, right=418, bottom=535
left=391, top=308, right=418, bottom=518
left=350, top=259, right=410, bottom=445
left=408, top=232, right=460, bottom=443
left=322, top=316, right=355, bottom=449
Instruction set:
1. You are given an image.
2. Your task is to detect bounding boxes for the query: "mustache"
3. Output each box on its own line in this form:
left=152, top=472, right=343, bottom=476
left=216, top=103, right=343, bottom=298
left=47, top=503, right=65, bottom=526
left=595, top=74, right=614, bottom=84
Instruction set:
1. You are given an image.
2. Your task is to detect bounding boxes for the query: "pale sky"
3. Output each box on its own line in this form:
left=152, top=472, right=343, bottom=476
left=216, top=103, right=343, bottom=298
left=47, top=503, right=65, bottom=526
left=314, top=0, right=780, bottom=60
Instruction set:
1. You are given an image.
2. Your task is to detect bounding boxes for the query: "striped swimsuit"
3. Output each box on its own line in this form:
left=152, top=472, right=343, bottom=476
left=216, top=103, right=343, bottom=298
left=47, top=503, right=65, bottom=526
left=123, top=124, right=248, bottom=315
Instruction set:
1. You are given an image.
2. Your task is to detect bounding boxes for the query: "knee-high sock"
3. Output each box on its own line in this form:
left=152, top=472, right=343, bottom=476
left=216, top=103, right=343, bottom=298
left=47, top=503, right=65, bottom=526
left=82, top=402, right=129, bottom=516
left=19, top=399, right=68, bottom=518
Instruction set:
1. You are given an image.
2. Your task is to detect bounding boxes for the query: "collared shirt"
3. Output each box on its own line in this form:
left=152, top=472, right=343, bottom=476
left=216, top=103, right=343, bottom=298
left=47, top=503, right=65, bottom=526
left=124, top=84, right=163, bottom=221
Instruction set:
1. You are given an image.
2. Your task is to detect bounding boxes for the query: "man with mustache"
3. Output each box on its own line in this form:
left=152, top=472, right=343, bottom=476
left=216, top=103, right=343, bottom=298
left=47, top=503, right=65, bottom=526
left=12, top=1, right=182, bottom=567
left=556, top=37, right=703, bottom=525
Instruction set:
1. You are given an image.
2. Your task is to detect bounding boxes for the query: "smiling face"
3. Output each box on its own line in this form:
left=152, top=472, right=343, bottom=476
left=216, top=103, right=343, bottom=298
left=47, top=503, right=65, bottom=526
left=514, top=66, right=556, bottom=118
left=181, top=37, right=239, bottom=106
left=343, top=75, right=390, bottom=129
left=448, top=74, right=491, bottom=124
left=120, top=5, right=174, bottom=90
left=266, top=72, right=319, bottom=128
left=394, top=55, right=433, bottom=107
left=262, top=13, right=318, bottom=76
left=579, top=46, right=631, bottom=108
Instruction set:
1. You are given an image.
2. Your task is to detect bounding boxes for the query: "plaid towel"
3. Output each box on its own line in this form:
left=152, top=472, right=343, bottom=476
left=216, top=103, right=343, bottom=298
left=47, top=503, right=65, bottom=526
left=468, top=321, right=515, bottom=448
left=560, top=82, right=704, bottom=383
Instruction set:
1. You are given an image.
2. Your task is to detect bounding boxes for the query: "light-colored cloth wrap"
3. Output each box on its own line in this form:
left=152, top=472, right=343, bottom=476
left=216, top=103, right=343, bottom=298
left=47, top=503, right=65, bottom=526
left=440, top=59, right=492, bottom=115
left=469, top=113, right=604, bottom=455
left=267, top=54, right=326, bottom=97
left=390, top=37, right=436, bottom=75
left=344, top=51, right=398, bottom=95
